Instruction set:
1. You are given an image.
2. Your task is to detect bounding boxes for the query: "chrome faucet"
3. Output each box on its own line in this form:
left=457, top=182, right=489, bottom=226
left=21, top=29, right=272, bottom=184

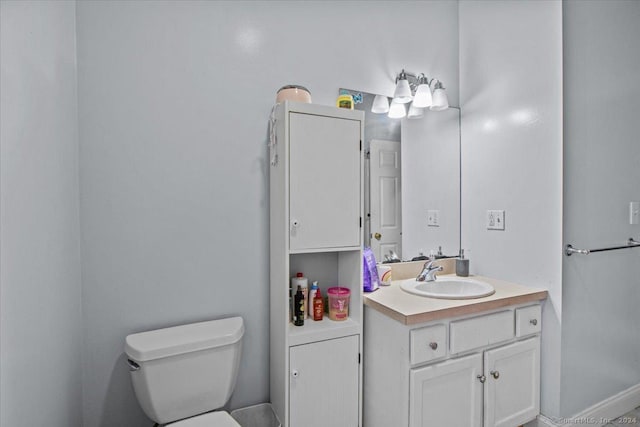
left=416, top=261, right=443, bottom=282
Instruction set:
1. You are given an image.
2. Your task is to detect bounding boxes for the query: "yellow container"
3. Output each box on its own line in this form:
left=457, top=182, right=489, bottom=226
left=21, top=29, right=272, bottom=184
left=336, top=94, right=354, bottom=110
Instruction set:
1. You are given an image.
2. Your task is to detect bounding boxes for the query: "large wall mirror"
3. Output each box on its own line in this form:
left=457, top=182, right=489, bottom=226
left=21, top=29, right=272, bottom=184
left=341, top=89, right=461, bottom=263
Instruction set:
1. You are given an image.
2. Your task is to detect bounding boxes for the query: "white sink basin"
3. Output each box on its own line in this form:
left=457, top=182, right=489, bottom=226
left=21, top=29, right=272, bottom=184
left=399, top=277, right=495, bottom=299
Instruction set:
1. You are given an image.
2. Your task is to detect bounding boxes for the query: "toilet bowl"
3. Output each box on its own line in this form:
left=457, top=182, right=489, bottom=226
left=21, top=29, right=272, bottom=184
left=125, top=317, right=244, bottom=426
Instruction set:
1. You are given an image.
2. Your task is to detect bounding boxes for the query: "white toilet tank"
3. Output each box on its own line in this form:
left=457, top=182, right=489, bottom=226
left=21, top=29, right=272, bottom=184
left=125, top=317, right=244, bottom=425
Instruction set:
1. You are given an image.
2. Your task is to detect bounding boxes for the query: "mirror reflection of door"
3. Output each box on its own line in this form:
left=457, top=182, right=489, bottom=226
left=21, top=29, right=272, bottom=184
left=369, top=139, right=402, bottom=262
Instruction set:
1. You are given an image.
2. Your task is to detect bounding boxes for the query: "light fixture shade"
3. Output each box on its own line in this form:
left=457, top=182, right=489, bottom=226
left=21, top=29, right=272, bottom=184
left=430, top=82, right=449, bottom=111
left=393, top=79, right=412, bottom=104
left=412, top=84, right=433, bottom=108
left=407, top=104, right=424, bottom=119
left=371, top=95, right=390, bottom=114
left=388, top=101, right=406, bottom=119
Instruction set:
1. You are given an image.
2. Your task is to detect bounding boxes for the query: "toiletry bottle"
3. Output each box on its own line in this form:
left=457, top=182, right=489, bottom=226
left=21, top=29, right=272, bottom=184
left=309, top=281, right=318, bottom=317
left=294, top=285, right=305, bottom=326
left=313, top=288, right=324, bottom=321
left=336, top=90, right=354, bottom=109
left=456, top=249, right=470, bottom=277
left=291, top=273, right=309, bottom=318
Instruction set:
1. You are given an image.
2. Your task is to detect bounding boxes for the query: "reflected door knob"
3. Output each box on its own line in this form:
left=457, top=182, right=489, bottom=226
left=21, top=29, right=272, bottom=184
left=374, top=232, right=382, bottom=241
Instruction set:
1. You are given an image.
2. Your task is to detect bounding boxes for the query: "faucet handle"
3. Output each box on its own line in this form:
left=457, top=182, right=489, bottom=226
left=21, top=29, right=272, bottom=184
left=417, top=261, right=443, bottom=282
left=424, top=260, right=442, bottom=271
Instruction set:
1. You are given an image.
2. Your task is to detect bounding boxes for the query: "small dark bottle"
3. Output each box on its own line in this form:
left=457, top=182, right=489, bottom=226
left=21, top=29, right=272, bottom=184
left=294, top=285, right=305, bottom=326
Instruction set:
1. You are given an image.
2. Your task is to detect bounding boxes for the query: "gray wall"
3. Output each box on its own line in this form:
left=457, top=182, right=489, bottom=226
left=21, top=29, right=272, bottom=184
left=75, top=1, right=459, bottom=425
left=0, top=1, right=83, bottom=426
left=561, top=0, right=640, bottom=417
left=459, top=0, right=564, bottom=417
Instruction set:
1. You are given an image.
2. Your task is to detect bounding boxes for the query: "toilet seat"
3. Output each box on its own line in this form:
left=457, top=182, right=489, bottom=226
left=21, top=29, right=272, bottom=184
left=168, top=411, right=240, bottom=427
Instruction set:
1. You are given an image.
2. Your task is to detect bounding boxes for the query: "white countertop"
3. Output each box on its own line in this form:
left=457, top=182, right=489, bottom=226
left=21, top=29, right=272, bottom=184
left=364, top=274, right=548, bottom=325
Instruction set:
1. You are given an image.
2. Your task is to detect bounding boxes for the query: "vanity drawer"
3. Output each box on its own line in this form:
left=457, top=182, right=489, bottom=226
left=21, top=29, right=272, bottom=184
left=410, top=324, right=447, bottom=365
left=516, top=305, right=542, bottom=337
left=449, top=310, right=514, bottom=354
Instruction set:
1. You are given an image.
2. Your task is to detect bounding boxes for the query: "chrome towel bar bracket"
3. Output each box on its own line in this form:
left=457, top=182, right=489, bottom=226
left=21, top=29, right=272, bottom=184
left=565, top=238, right=640, bottom=256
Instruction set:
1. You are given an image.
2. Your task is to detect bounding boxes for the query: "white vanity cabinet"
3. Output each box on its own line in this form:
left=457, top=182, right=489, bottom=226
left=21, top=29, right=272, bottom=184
left=364, top=303, right=542, bottom=427
left=484, top=337, right=540, bottom=427
left=270, top=102, right=364, bottom=427
left=410, top=353, right=483, bottom=427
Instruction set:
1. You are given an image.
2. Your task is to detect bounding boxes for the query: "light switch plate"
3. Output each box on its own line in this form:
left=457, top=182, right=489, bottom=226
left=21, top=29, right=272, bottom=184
left=487, top=210, right=505, bottom=230
left=427, top=210, right=440, bottom=227
left=631, top=201, right=639, bottom=225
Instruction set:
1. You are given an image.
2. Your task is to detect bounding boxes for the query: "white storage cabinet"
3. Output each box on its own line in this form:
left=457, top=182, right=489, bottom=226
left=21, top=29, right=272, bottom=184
left=270, top=101, right=364, bottom=427
left=364, top=304, right=542, bottom=427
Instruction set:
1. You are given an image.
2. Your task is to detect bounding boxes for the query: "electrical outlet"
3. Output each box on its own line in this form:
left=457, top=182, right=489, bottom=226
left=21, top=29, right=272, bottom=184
left=427, top=210, right=440, bottom=227
left=487, top=210, right=505, bottom=230
left=631, top=201, right=639, bottom=225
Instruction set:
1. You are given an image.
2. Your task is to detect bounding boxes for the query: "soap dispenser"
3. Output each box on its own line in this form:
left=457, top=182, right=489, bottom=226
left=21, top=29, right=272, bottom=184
left=456, top=249, right=469, bottom=277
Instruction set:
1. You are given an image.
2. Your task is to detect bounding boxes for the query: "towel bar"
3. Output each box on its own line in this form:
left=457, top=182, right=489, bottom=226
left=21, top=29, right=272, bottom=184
left=565, top=238, right=640, bottom=256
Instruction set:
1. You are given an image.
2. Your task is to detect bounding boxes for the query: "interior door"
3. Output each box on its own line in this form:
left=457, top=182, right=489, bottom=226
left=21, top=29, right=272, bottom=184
left=289, top=335, right=359, bottom=427
left=289, top=113, right=361, bottom=251
left=409, top=352, right=483, bottom=427
left=369, top=139, right=402, bottom=261
left=484, top=337, right=540, bottom=427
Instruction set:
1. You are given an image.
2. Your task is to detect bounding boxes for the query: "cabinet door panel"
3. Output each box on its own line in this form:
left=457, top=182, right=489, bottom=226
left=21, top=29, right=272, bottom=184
left=289, top=335, right=359, bottom=427
left=409, top=353, right=482, bottom=427
left=484, top=337, right=540, bottom=427
left=289, top=113, right=361, bottom=250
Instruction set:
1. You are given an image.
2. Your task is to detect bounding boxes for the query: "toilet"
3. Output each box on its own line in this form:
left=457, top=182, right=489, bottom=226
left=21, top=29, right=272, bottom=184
left=125, top=317, right=244, bottom=426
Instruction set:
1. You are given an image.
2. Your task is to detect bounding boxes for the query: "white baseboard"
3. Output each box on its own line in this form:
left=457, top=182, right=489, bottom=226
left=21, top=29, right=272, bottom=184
left=528, top=383, right=640, bottom=427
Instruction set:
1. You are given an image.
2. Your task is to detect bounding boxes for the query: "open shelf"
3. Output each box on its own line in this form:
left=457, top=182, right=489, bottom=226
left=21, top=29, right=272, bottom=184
left=289, top=246, right=362, bottom=255
left=288, top=317, right=360, bottom=347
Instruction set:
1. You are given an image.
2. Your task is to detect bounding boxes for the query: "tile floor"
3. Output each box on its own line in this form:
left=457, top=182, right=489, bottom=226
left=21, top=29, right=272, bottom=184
left=605, top=405, right=640, bottom=426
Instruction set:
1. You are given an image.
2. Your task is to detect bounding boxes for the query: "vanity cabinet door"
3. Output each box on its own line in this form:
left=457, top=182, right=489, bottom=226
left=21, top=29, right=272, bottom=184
left=484, top=336, right=540, bottom=427
left=409, top=353, right=482, bottom=427
left=289, top=112, right=361, bottom=251
left=289, top=335, right=359, bottom=427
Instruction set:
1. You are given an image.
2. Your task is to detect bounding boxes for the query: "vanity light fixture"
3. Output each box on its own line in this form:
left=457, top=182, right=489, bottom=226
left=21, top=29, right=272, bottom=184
left=393, top=70, right=413, bottom=104
left=412, top=74, right=433, bottom=108
left=430, top=80, right=449, bottom=111
left=371, top=94, right=390, bottom=114
left=388, top=100, right=407, bottom=119
left=375, top=69, right=449, bottom=119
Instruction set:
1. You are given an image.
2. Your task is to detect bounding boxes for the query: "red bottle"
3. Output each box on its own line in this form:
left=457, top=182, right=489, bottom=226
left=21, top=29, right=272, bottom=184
left=313, top=289, right=324, bottom=321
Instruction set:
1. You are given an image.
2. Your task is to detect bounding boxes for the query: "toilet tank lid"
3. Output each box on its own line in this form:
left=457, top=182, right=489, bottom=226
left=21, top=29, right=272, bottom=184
left=125, top=317, right=244, bottom=362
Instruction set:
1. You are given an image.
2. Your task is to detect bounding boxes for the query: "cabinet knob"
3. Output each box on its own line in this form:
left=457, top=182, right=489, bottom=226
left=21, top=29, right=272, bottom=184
left=291, top=370, right=299, bottom=378
left=428, top=342, right=438, bottom=350
left=374, top=232, right=382, bottom=241
left=291, top=220, right=299, bottom=228
left=477, top=375, right=486, bottom=383
left=490, top=370, right=500, bottom=379
left=530, top=319, right=538, bottom=326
